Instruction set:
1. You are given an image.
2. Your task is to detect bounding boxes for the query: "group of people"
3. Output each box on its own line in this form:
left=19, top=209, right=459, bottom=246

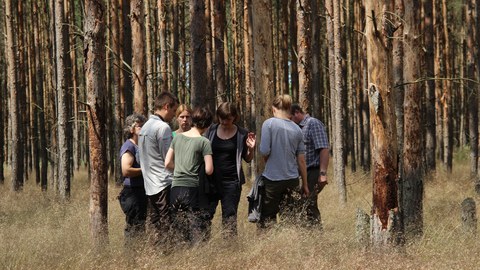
left=118, top=91, right=329, bottom=251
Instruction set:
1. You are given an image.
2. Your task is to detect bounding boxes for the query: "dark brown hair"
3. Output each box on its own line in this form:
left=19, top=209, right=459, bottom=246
left=191, top=106, right=213, bottom=129
left=216, top=102, right=239, bottom=122
left=154, top=91, right=179, bottom=111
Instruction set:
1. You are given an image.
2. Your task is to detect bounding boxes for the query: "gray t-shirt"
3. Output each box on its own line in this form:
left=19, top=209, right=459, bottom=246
left=259, top=117, right=305, bottom=181
left=138, top=114, right=173, bottom=196
left=170, top=134, right=213, bottom=187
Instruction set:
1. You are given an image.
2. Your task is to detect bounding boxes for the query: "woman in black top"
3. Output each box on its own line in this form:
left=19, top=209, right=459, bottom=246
left=205, top=102, right=256, bottom=237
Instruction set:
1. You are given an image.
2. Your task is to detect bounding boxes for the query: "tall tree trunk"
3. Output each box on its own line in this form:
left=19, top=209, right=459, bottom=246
left=402, top=0, right=424, bottom=239
left=243, top=0, right=254, bottom=130
left=393, top=0, right=404, bottom=179
left=190, top=0, right=208, bottom=108
left=158, top=0, right=169, bottom=93
left=213, top=0, right=226, bottom=104
left=111, top=0, right=123, bottom=184
left=434, top=0, right=444, bottom=162
left=423, top=0, right=436, bottom=172
left=466, top=0, right=478, bottom=176
left=364, top=0, right=401, bottom=247
left=297, top=0, right=311, bottom=112
left=441, top=0, right=453, bottom=173
left=85, top=0, right=109, bottom=246
left=145, top=0, right=154, bottom=112
left=0, top=0, right=4, bottom=184
left=55, top=0, right=71, bottom=200
left=179, top=0, right=187, bottom=102
left=289, top=0, right=298, bottom=98
left=6, top=0, right=24, bottom=191
left=131, top=0, right=147, bottom=115
left=252, top=0, right=274, bottom=174
left=120, top=0, right=133, bottom=116
left=278, top=0, right=288, bottom=95
left=172, top=0, right=180, bottom=96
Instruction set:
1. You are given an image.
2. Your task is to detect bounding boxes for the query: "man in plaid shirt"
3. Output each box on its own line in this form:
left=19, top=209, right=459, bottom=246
left=291, top=104, right=330, bottom=227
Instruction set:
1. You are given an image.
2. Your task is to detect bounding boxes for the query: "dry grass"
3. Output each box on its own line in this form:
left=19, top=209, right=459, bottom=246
left=1, top=153, right=479, bottom=269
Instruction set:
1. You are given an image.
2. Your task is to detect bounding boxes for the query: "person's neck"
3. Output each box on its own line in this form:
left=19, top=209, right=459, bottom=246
left=154, top=110, right=166, bottom=121
left=129, top=137, right=138, bottom=145
left=219, top=123, right=235, bottom=131
left=274, top=110, right=290, bottom=120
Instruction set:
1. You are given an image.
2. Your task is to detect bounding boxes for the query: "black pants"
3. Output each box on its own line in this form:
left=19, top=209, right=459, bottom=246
left=304, top=168, right=322, bottom=226
left=147, top=186, right=171, bottom=246
left=207, top=181, right=242, bottom=236
left=170, top=186, right=210, bottom=244
left=118, top=186, right=148, bottom=243
left=259, top=177, right=299, bottom=229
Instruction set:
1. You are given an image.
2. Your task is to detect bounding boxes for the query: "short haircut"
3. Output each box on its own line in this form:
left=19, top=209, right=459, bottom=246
left=291, top=103, right=304, bottom=115
left=216, top=102, right=239, bottom=122
left=176, top=104, right=193, bottom=118
left=124, top=113, right=147, bottom=139
left=154, top=91, right=179, bottom=111
left=191, top=106, right=213, bottom=129
left=272, top=94, right=292, bottom=112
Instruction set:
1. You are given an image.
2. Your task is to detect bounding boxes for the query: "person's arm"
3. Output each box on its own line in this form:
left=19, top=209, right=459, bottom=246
left=204, top=154, right=214, bottom=175
left=318, top=148, right=329, bottom=184
left=121, top=152, right=142, bottom=177
left=297, top=154, right=309, bottom=197
left=165, top=148, right=175, bottom=170
left=259, top=121, right=271, bottom=163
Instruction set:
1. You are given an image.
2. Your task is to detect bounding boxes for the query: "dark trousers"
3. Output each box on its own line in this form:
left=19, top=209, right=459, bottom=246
left=170, top=186, right=210, bottom=244
left=259, top=177, right=299, bottom=228
left=304, top=168, right=322, bottom=226
left=118, top=186, right=148, bottom=244
left=147, top=186, right=171, bottom=246
left=207, top=181, right=242, bottom=236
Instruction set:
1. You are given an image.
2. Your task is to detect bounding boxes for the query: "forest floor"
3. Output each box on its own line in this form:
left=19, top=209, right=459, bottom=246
left=1, top=149, right=479, bottom=269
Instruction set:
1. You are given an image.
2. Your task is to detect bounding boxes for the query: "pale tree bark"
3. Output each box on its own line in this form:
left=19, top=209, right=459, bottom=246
left=252, top=0, right=274, bottom=174
left=326, top=0, right=346, bottom=204
left=190, top=0, right=208, bottom=108
left=364, top=0, right=401, bottom=247
left=179, top=1, right=187, bottom=102
left=297, top=0, right=311, bottom=112
left=423, top=0, right=436, bottom=172
left=158, top=0, right=169, bottom=93
left=213, top=0, right=226, bottom=104
left=55, top=0, right=71, bottom=200
left=84, top=0, right=109, bottom=246
left=6, top=0, right=24, bottom=191
left=466, top=0, right=478, bottom=176
left=402, top=0, right=424, bottom=239
left=441, top=0, right=453, bottom=173
left=131, top=0, right=147, bottom=116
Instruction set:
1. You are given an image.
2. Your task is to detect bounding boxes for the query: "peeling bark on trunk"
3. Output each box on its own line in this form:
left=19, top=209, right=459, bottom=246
left=364, top=0, right=400, bottom=247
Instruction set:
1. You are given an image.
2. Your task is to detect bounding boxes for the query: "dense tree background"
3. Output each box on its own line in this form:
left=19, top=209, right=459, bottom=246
left=1, top=0, right=479, bottom=246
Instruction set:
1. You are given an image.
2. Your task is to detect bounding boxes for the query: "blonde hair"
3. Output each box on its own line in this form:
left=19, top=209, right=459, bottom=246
left=176, top=104, right=192, bottom=118
left=272, top=94, right=292, bottom=112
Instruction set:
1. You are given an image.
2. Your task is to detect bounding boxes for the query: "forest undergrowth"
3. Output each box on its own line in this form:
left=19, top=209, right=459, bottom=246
left=1, top=150, right=479, bottom=269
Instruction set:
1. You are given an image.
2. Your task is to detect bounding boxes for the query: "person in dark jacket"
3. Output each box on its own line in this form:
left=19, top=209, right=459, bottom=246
left=205, top=102, right=256, bottom=237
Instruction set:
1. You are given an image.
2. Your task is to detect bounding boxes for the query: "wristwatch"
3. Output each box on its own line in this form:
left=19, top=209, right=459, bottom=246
left=319, top=171, right=327, bottom=176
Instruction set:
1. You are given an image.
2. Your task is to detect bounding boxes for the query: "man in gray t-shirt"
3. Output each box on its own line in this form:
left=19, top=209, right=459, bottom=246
left=138, top=92, right=178, bottom=247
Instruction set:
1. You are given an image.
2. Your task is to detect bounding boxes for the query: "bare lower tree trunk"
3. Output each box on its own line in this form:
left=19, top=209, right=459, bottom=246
left=6, top=0, right=24, bottom=191
left=131, top=0, right=147, bottom=115
left=243, top=0, right=253, bottom=130
left=252, top=0, right=273, bottom=174
left=55, top=0, right=71, bottom=200
left=364, top=0, right=401, bottom=248
left=190, top=0, right=208, bottom=108
left=393, top=0, right=404, bottom=178
left=85, top=0, right=108, bottom=246
left=402, top=0, right=424, bottom=239
left=0, top=0, right=6, bottom=184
